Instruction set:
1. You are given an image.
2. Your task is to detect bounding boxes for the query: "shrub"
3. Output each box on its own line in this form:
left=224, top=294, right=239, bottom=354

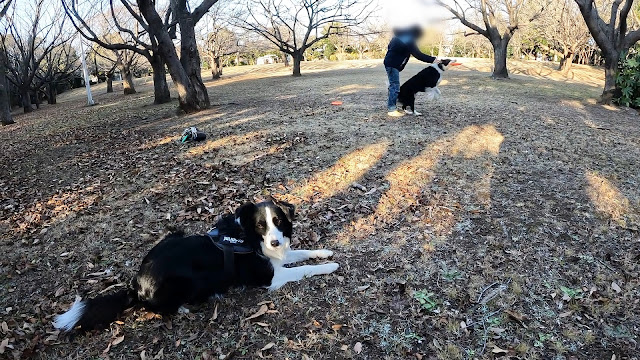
left=615, top=51, right=640, bottom=108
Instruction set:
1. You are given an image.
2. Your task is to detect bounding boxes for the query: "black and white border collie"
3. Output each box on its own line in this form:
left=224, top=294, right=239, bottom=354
left=398, top=59, right=455, bottom=116
left=53, top=199, right=338, bottom=332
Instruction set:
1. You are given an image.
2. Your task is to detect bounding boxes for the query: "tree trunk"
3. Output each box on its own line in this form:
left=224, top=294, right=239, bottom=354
left=292, top=52, right=303, bottom=77
left=47, top=83, right=57, bottom=105
left=600, top=54, right=621, bottom=104
left=211, top=56, right=222, bottom=80
left=34, top=89, right=41, bottom=109
left=178, top=14, right=210, bottom=109
left=0, top=56, right=14, bottom=125
left=137, top=0, right=202, bottom=113
left=491, top=38, right=510, bottom=79
left=559, top=52, right=575, bottom=74
left=118, top=62, right=137, bottom=95
left=22, top=88, right=32, bottom=113
left=150, top=54, right=170, bottom=104
left=106, top=73, right=113, bottom=93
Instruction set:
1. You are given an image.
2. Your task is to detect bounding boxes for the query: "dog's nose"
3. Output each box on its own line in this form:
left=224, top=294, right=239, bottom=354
left=270, top=240, right=280, bottom=247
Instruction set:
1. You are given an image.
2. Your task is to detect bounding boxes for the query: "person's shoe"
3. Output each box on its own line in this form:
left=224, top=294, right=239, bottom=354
left=387, top=109, right=406, bottom=117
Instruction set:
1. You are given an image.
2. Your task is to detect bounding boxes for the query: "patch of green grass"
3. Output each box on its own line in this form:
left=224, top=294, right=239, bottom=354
left=413, top=290, right=439, bottom=312
left=560, top=286, right=583, bottom=300
left=360, top=320, right=423, bottom=354
left=486, top=315, right=503, bottom=327
left=441, top=268, right=462, bottom=282
left=534, top=333, right=552, bottom=348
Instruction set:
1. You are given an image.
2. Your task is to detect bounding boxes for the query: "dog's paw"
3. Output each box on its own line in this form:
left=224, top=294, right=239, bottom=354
left=320, top=262, right=339, bottom=274
left=314, top=249, right=334, bottom=259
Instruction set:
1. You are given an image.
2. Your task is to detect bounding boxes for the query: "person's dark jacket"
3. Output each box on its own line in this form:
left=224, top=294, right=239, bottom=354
left=384, top=30, right=436, bottom=71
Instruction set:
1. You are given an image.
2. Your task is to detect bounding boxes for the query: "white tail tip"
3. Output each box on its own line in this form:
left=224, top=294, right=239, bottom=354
left=53, top=299, right=85, bottom=332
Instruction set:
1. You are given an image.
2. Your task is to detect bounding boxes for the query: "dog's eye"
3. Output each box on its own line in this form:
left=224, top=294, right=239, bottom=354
left=257, top=220, right=267, bottom=229
left=272, top=217, right=281, bottom=226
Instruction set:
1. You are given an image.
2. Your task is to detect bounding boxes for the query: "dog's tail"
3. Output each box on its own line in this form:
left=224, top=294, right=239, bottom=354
left=53, top=287, right=138, bottom=332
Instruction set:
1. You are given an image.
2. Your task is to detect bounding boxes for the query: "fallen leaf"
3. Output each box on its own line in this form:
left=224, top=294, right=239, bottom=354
left=260, top=342, right=275, bottom=351
left=354, top=342, right=362, bottom=354
left=559, top=311, right=573, bottom=318
left=611, top=282, right=622, bottom=293
left=112, top=335, right=125, bottom=346
left=254, top=322, right=269, bottom=327
left=331, top=324, right=343, bottom=331
left=1, top=322, right=8, bottom=334
left=244, top=304, right=268, bottom=321
left=340, top=345, right=348, bottom=351
left=54, top=287, right=65, bottom=297
left=257, top=342, right=275, bottom=358
left=140, top=350, right=147, bottom=360
left=491, top=345, right=508, bottom=354
left=504, top=309, right=527, bottom=323
left=211, top=304, right=218, bottom=321
left=153, top=348, right=164, bottom=359
left=357, top=285, right=370, bottom=291
left=351, top=183, right=367, bottom=192
left=0, top=338, right=8, bottom=354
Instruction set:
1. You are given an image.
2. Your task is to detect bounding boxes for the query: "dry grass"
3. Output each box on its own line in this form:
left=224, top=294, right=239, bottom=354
left=1, top=58, right=639, bottom=360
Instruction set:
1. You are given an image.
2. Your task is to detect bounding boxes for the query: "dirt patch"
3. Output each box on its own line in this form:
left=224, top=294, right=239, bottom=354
left=1, top=59, right=639, bottom=359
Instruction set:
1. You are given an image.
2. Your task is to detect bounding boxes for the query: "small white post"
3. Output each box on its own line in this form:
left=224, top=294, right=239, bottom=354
left=79, top=36, right=94, bottom=106
left=75, top=0, right=94, bottom=106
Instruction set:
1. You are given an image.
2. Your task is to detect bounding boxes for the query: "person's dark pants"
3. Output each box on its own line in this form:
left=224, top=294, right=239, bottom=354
left=386, top=66, right=400, bottom=111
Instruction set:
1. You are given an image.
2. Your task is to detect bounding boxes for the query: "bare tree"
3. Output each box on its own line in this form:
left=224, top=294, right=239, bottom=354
left=0, top=0, right=13, bottom=125
left=34, top=43, right=81, bottom=105
left=134, top=0, right=220, bottom=112
left=2, top=0, right=67, bottom=113
left=237, top=0, right=374, bottom=76
left=200, top=5, right=240, bottom=80
left=437, top=0, right=550, bottom=78
left=88, top=45, right=119, bottom=93
left=574, top=0, right=640, bottom=103
left=556, top=2, right=591, bottom=73
left=63, top=0, right=170, bottom=103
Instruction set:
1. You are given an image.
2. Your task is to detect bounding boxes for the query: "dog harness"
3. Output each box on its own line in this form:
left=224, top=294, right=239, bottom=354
left=206, top=228, right=253, bottom=282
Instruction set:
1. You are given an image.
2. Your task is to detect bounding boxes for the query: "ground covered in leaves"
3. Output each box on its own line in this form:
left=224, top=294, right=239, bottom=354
left=1, top=59, right=639, bottom=360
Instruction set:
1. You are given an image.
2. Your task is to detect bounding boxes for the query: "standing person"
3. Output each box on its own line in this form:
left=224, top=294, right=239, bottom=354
left=384, top=26, right=439, bottom=117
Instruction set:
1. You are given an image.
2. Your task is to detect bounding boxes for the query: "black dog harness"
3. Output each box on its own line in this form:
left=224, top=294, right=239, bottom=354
left=206, top=228, right=253, bottom=282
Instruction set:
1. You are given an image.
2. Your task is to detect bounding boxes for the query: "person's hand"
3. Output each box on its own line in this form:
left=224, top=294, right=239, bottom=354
left=433, top=58, right=441, bottom=64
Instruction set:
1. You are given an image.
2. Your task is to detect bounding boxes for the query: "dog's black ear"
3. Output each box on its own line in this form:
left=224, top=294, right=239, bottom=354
left=235, top=202, right=257, bottom=228
left=270, top=196, right=295, bottom=222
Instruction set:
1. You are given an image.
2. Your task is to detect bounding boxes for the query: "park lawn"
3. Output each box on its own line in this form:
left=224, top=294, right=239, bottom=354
left=1, top=59, right=639, bottom=359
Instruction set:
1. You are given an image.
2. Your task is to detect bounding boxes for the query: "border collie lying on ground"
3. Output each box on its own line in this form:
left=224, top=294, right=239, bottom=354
left=398, top=59, right=454, bottom=116
left=53, top=199, right=338, bottom=332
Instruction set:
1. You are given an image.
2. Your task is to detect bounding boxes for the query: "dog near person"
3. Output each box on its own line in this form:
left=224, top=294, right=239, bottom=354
left=398, top=59, right=457, bottom=116
left=53, top=199, right=338, bottom=332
